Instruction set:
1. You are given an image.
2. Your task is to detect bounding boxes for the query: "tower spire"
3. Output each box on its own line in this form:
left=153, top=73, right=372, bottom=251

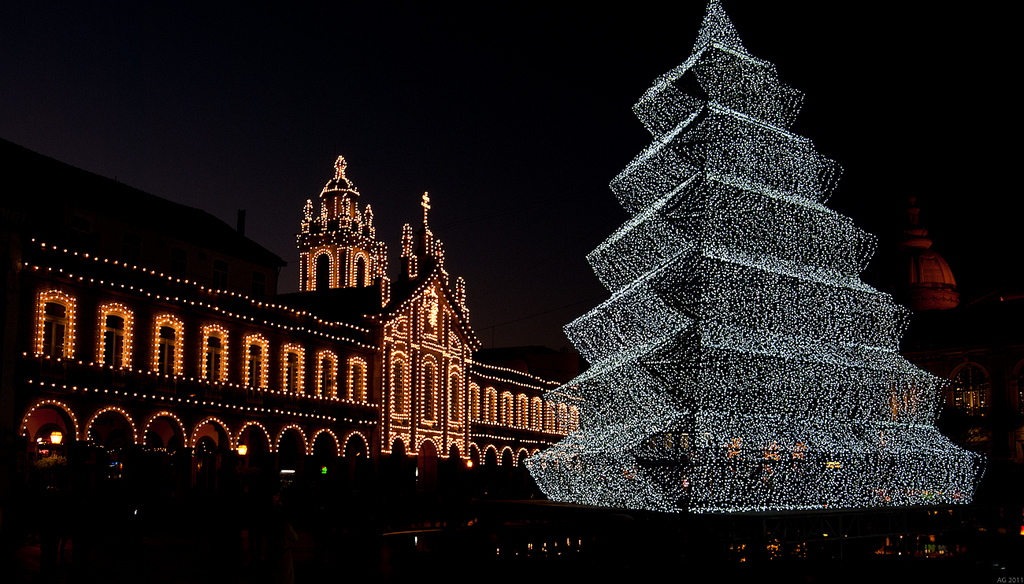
left=421, top=191, right=431, bottom=226
left=297, top=156, right=387, bottom=293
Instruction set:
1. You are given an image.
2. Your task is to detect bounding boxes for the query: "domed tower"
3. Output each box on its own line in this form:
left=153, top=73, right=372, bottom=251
left=898, top=197, right=958, bottom=311
left=297, top=156, right=388, bottom=292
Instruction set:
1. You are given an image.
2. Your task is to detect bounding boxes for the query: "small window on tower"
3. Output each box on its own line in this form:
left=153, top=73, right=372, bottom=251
left=356, top=256, right=367, bottom=287
left=315, top=254, right=330, bottom=291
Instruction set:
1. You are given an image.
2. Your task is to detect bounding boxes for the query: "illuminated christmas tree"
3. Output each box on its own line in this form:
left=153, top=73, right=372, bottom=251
left=527, top=1, right=984, bottom=512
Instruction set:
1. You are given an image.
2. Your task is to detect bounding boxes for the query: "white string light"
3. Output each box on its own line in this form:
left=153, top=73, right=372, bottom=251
left=527, top=0, right=984, bottom=513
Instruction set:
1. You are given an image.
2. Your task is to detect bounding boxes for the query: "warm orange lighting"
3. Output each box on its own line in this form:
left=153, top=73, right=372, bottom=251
left=466, top=460, right=473, bottom=469
left=49, top=430, right=63, bottom=445
left=237, top=444, right=248, bottom=456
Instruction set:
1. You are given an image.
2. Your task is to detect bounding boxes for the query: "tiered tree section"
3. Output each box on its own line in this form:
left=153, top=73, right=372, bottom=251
left=527, top=1, right=983, bottom=513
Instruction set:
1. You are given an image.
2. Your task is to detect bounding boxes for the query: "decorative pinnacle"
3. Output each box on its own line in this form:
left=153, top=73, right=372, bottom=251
left=334, top=155, right=347, bottom=180
left=421, top=191, right=431, bottom=225
left=322, top=154, right=358, bottom=196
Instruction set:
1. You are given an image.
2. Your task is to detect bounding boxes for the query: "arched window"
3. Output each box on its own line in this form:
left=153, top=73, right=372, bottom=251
left=348, top=357, right=367, bottom=401
left=392, top=359, right=407, bottom=414
left=201, top=324, right=229, bottom=382
left=103, top=315, right=126, bottom=366
left=36, top=290, right=76, bottom=358
left=98, top=303, right=133, bottom=368
left=43, top=302, right=69, bottom=357
left=517, top=394, right=529, bottom=427
left=485, top=388, right=497, bottom=423
left=951, top=364, right=989, bottom=416
left=316, top=350, right=338, bottom=398
left=470, top=383, right=480, bottom=421
left=531, top=397, right=542, bottom=430
left=315, top=253, right=331, bottom=291
left=500, top=392, right=513, bottom=425
left=244, top=334, right=269, bottom=389
left=449, top=373, right=461, bottom=422
left=153, top=315, right=183, bottom=376
left=355, top=255, right=367, bottom=287
left=545, top=402, right=556, bottom=432
left=422, top=362, right=436, bottom=421
left=282, top=344, right=305, bottom=394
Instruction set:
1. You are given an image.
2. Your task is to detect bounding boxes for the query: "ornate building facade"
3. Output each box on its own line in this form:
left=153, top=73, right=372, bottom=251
left=0, top=140, right=578, bottom=510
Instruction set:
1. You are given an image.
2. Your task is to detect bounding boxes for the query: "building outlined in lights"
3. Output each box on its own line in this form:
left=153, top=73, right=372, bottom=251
left=0, top=138, right=579, bottom=510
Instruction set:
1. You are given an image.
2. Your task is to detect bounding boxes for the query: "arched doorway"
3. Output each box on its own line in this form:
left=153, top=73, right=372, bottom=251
left=238, top=423, right=273, bottom=472
left=311, top=431, right=339, bottom=487
left=276, top=427, right=306, bottom=486
left=140, top=413, right=188, bottom=503
left=417, top=439, right=438, bottom=493
left=192, top=419, right=232, bottom=497
left=21, top=403, right=76, bottom=459
left=341, top=433, right=370, bottom=494
left=482, top=446, right=499, bottom=498
left=87, top=409, right=136, bottom=485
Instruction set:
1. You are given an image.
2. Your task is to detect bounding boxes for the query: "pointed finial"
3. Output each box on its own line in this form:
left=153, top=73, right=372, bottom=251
left=334, top=155, right=347, bottom=180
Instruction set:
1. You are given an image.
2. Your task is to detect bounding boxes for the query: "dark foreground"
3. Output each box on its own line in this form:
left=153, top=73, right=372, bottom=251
left=6, top=498, right=1023, bottom=584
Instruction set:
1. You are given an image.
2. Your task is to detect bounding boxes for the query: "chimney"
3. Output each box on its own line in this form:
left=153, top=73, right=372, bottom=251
left=236, top=209, right=246, bottom=236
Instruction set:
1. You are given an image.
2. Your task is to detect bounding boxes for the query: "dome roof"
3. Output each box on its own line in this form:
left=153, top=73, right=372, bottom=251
left=898, top=197, right=958, bottom=311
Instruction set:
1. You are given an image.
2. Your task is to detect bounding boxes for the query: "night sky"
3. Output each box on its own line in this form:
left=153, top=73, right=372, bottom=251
left=1, top=2, right=1010, bottom=351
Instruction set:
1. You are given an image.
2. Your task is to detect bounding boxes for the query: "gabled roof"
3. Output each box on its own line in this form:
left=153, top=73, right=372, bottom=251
left=378, top=257, right=481, bottom=350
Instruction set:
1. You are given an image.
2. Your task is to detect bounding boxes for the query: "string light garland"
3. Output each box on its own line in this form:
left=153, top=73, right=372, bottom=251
left=527, top=0, right=984, bottom=513
left=24, top=378, right=342, bottom=423
left=28, top=239, right=372, bottom=336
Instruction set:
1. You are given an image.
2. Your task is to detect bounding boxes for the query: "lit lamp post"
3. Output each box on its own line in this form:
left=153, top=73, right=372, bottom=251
left=46, top=430, right=64, bottom=458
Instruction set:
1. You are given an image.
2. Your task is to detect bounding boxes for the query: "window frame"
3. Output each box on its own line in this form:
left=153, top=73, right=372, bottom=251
left=152, top=315, right=184, bottom=376
left=200, top=324, right=230, bottom=383
left=97, top=302, right=133, bottom=369
left=36, top=290, right=76, bottom=359
left=243, top=333, right=269, bottom=389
